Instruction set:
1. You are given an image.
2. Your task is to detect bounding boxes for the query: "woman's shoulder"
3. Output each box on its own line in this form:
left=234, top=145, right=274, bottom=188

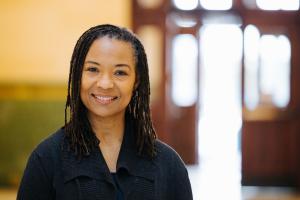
left=154, top=140, right=192, bottom=199
left=32, top=127, right=65, bottom=158
left=154, top=139, right=186, bottom=167
left=155, top=139, right=176, bottom=155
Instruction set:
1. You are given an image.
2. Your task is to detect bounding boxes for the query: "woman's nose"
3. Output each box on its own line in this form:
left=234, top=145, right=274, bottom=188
left=96, top=74, right=114, bottom=89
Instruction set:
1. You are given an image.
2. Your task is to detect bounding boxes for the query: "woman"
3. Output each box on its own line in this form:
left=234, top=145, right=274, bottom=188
left=17, top=24, right=193, bottom=200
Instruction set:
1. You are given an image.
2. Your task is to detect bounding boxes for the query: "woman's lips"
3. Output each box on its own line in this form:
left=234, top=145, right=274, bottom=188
left=92, top=94, right=118, bottom=105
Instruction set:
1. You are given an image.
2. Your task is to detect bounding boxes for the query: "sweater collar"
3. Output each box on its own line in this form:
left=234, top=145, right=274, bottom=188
left=62, top=117, right=155, bottom=184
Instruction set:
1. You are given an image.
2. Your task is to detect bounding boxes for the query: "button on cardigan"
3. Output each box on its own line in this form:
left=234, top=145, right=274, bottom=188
left=17, top=120, right=193, bottom=200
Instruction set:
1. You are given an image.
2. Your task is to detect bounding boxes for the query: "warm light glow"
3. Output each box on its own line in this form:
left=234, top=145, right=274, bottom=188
left=137, top=0, right=163, bottom=9
left=0, top=0, right=131, bottom=84
left=173, top=0, right=198, bottom=10
left=171, top=34, right=198, bottom=107
left=137, top=25, right=163, bottom=103
left=200, top=0, right=232, bottom=10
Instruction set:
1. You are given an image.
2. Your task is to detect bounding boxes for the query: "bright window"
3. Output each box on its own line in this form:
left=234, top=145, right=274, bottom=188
left=260, top=34, right=291, bottom=107
left=256, top=0, right=299, bottom=10
left=198, top=24, right=242, bottom=200
left=244, top=25, right=260, bottom=110
left=173, top=16, right=197, bottom=28
left=200, top=0, right=232, bottom=10
left=173, top=0, right=198, bottom=10
left=171, top=34, right=198, bottom=107
left=244, top=25, right=291, bottom=109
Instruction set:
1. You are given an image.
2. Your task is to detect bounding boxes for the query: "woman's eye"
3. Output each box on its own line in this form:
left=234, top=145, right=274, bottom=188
left=87, top=67, right=98, bottom=72
left=115, top=70, right=128, bottom=76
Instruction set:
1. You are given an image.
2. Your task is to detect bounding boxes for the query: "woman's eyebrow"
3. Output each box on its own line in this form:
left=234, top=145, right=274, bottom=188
left=85, top=60, right=131, bottom=68
left=85, top=60, right=100, bottom=65
left=115, top=64, right=130, bottom=68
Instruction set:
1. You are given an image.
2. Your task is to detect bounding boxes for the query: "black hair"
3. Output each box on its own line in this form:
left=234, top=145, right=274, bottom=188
left=64, top=24, right=156, bottom=158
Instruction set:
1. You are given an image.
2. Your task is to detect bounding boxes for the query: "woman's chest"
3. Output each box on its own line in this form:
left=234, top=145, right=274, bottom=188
left=55, top=172, right=156, bottom=200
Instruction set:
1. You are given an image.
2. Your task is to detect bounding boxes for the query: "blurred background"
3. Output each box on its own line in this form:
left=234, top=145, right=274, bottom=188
left=0, top=0, right=300, bottom=199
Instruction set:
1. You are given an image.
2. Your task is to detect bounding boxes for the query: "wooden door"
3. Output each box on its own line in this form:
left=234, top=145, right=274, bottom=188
left=132, top=0, right=198, bottom=164
left=241, top=10, right=300, bottom=188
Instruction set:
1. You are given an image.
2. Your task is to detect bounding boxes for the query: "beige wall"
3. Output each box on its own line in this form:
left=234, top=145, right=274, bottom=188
left=0, top=0, right=131, bottom=84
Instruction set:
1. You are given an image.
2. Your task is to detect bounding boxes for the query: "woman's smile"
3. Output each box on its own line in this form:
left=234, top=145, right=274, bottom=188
left=91, top=93, right=119, bottom=105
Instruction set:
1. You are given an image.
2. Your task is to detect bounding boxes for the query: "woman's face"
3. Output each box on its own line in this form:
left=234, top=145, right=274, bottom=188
left=80, top=36, right=137, bottom=120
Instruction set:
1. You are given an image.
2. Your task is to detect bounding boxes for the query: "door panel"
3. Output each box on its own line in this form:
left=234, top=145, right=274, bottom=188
left=242, top=23, right=300, bottom=188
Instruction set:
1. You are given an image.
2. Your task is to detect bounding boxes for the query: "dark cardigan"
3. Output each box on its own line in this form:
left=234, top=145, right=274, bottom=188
left=17, top=122, right=193, bottom=200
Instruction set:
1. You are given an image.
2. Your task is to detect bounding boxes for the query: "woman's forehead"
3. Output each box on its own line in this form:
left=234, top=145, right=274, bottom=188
left=86, top=37, right=134, bottom=59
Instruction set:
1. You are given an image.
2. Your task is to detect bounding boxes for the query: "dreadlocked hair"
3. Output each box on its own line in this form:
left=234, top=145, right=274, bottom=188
left=64, top=24, right=157, bottom=158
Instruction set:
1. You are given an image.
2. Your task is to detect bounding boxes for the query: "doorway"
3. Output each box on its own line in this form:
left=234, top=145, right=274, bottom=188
left=196, top=23, right=243, bottom=199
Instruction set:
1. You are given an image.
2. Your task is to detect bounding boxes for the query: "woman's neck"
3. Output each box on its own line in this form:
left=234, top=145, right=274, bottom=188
left=88, top=113, right=125, bottom=172
left=88, top=113, right=125, bottom=145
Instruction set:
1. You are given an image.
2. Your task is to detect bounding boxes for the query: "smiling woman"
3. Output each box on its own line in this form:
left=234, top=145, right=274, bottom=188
left=16, top=24, right=193, bottom=200
left=80, top=37, right=137, bottom=123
